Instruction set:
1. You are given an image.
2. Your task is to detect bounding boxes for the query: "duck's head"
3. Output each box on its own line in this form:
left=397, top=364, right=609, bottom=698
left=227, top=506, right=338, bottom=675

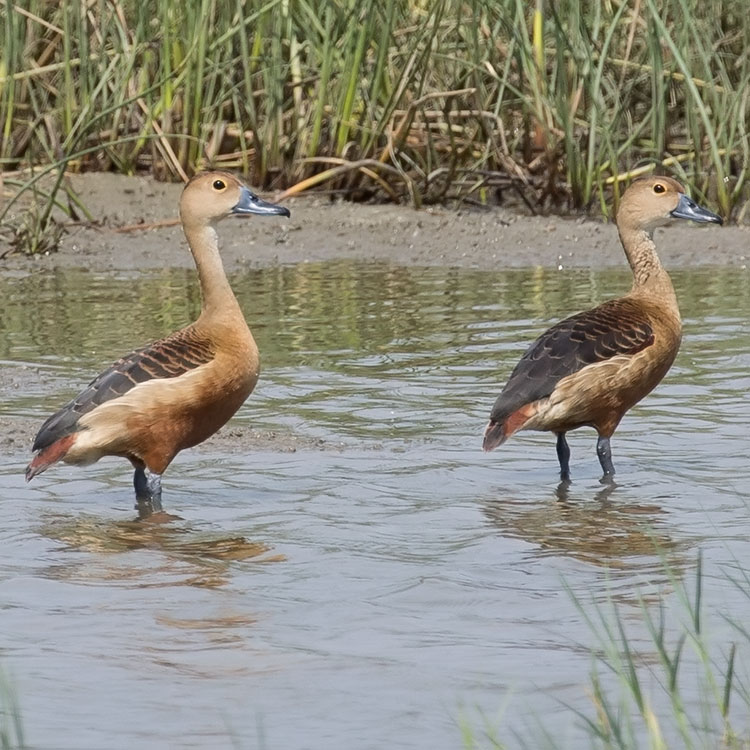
left=180, top=171, right=290, bottom=226
left=617, top=175, right=722, bottom=232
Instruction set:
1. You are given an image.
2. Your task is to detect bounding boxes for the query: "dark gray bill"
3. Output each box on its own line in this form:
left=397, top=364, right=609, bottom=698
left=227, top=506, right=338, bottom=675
left=232, top=186, right=290, bottom=217
left=670, top=193, right=722, bottom=225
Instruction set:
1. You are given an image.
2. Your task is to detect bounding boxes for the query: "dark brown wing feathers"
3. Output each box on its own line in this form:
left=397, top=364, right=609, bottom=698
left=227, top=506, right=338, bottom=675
left=489, top=298, right=654, bottom=424
left=31, top=326, right=215, bottom=452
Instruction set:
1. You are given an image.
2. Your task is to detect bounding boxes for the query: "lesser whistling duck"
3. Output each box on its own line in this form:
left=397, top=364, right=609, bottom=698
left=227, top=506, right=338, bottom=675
left=26, top=171, right=289, bottom=513
left=483, top=176, right=722, bottom=481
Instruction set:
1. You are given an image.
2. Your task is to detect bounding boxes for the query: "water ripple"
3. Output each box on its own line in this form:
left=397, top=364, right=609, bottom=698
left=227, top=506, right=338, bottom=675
left=0, top=262, right=748, bottom=749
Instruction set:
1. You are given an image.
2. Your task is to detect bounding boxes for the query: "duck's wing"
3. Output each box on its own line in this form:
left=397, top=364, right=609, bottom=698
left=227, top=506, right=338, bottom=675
left=489, top=297, right=655, bottom=424
left=32, top=326, right=215, bottom=452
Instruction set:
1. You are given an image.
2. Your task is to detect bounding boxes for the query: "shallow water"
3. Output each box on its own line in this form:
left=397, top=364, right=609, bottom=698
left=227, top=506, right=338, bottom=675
left=1, top=261, right=749, bottom=749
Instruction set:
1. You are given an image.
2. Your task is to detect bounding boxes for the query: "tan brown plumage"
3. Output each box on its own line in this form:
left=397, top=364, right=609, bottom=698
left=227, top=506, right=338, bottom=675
left=483, top=176, right=722, bottom=481
left=26, top=171, right=290, bottom=513
left=28, top=327, right=216, bottom=461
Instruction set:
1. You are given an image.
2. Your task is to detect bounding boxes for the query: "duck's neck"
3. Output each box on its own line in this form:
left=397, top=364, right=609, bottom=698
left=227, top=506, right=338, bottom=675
left=618, top=225, right=677, bottom=303
left=183, top=221, right=243, bottom=322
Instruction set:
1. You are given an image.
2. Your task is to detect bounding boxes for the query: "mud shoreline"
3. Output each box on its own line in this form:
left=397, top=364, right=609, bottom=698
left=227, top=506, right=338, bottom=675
left=2, top=173, right=746, bottom=273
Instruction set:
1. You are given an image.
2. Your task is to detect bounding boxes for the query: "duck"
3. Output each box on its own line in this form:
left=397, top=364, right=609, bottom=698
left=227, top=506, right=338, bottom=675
left=483, top=176, right=722, bottom=482
left=25, top=171, right=290, bottom=513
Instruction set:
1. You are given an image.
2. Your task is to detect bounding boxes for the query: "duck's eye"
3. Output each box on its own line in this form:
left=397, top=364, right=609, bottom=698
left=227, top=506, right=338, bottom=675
left=653, top=183, right=665, bottom=194
left=212, top=179, right=226, bottom=191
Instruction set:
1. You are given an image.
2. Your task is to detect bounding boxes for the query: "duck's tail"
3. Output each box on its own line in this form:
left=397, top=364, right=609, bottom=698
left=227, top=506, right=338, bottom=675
left=482, top=420, right=507, bottom=452
left=25, top=434, right=77, bottom=481
left=483, top=403, right=537, bottom=452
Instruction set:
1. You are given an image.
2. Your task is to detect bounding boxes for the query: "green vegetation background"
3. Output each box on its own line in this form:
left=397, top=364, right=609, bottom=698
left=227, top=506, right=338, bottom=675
left=1, top=0, right=748, bottom=249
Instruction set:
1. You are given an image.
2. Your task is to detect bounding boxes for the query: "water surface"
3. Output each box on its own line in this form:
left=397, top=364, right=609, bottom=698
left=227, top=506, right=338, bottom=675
left=1, top=261, right=749, bottom=749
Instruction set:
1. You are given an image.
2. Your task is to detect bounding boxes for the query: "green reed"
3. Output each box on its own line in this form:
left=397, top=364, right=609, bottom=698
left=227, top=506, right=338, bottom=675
left=461, top=554, right=750, bottom=750
left=0, top=666, right=23, bottom=750
left=1, top=0, right=749, bottom=252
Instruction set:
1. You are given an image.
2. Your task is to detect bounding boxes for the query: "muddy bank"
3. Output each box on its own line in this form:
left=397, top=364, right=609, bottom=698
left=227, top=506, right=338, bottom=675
left=0, top=342, right=344, bottom=459
left=2, top=172, right=746, bottom=272
left=2, top=414, right=344, bottom=464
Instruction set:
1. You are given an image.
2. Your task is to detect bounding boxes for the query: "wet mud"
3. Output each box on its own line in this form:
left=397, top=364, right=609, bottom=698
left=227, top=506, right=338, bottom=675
left=2, top=172, right=746, bottom=274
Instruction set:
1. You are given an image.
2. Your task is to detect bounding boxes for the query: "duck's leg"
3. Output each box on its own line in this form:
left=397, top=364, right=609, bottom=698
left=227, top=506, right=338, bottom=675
left=596, top=435, right=615, bottom=480
left=133, top=466, right=163, bottom=515
left=556, top=432, right=571, bottom=481
left=133, top=466, right=148, bottom=500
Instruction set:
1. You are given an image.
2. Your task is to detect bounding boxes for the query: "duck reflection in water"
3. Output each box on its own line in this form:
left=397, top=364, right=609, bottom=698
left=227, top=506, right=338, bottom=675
left=39, top=511, right=283, bottom=568
left=482, top=480, right=688, bottom=573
